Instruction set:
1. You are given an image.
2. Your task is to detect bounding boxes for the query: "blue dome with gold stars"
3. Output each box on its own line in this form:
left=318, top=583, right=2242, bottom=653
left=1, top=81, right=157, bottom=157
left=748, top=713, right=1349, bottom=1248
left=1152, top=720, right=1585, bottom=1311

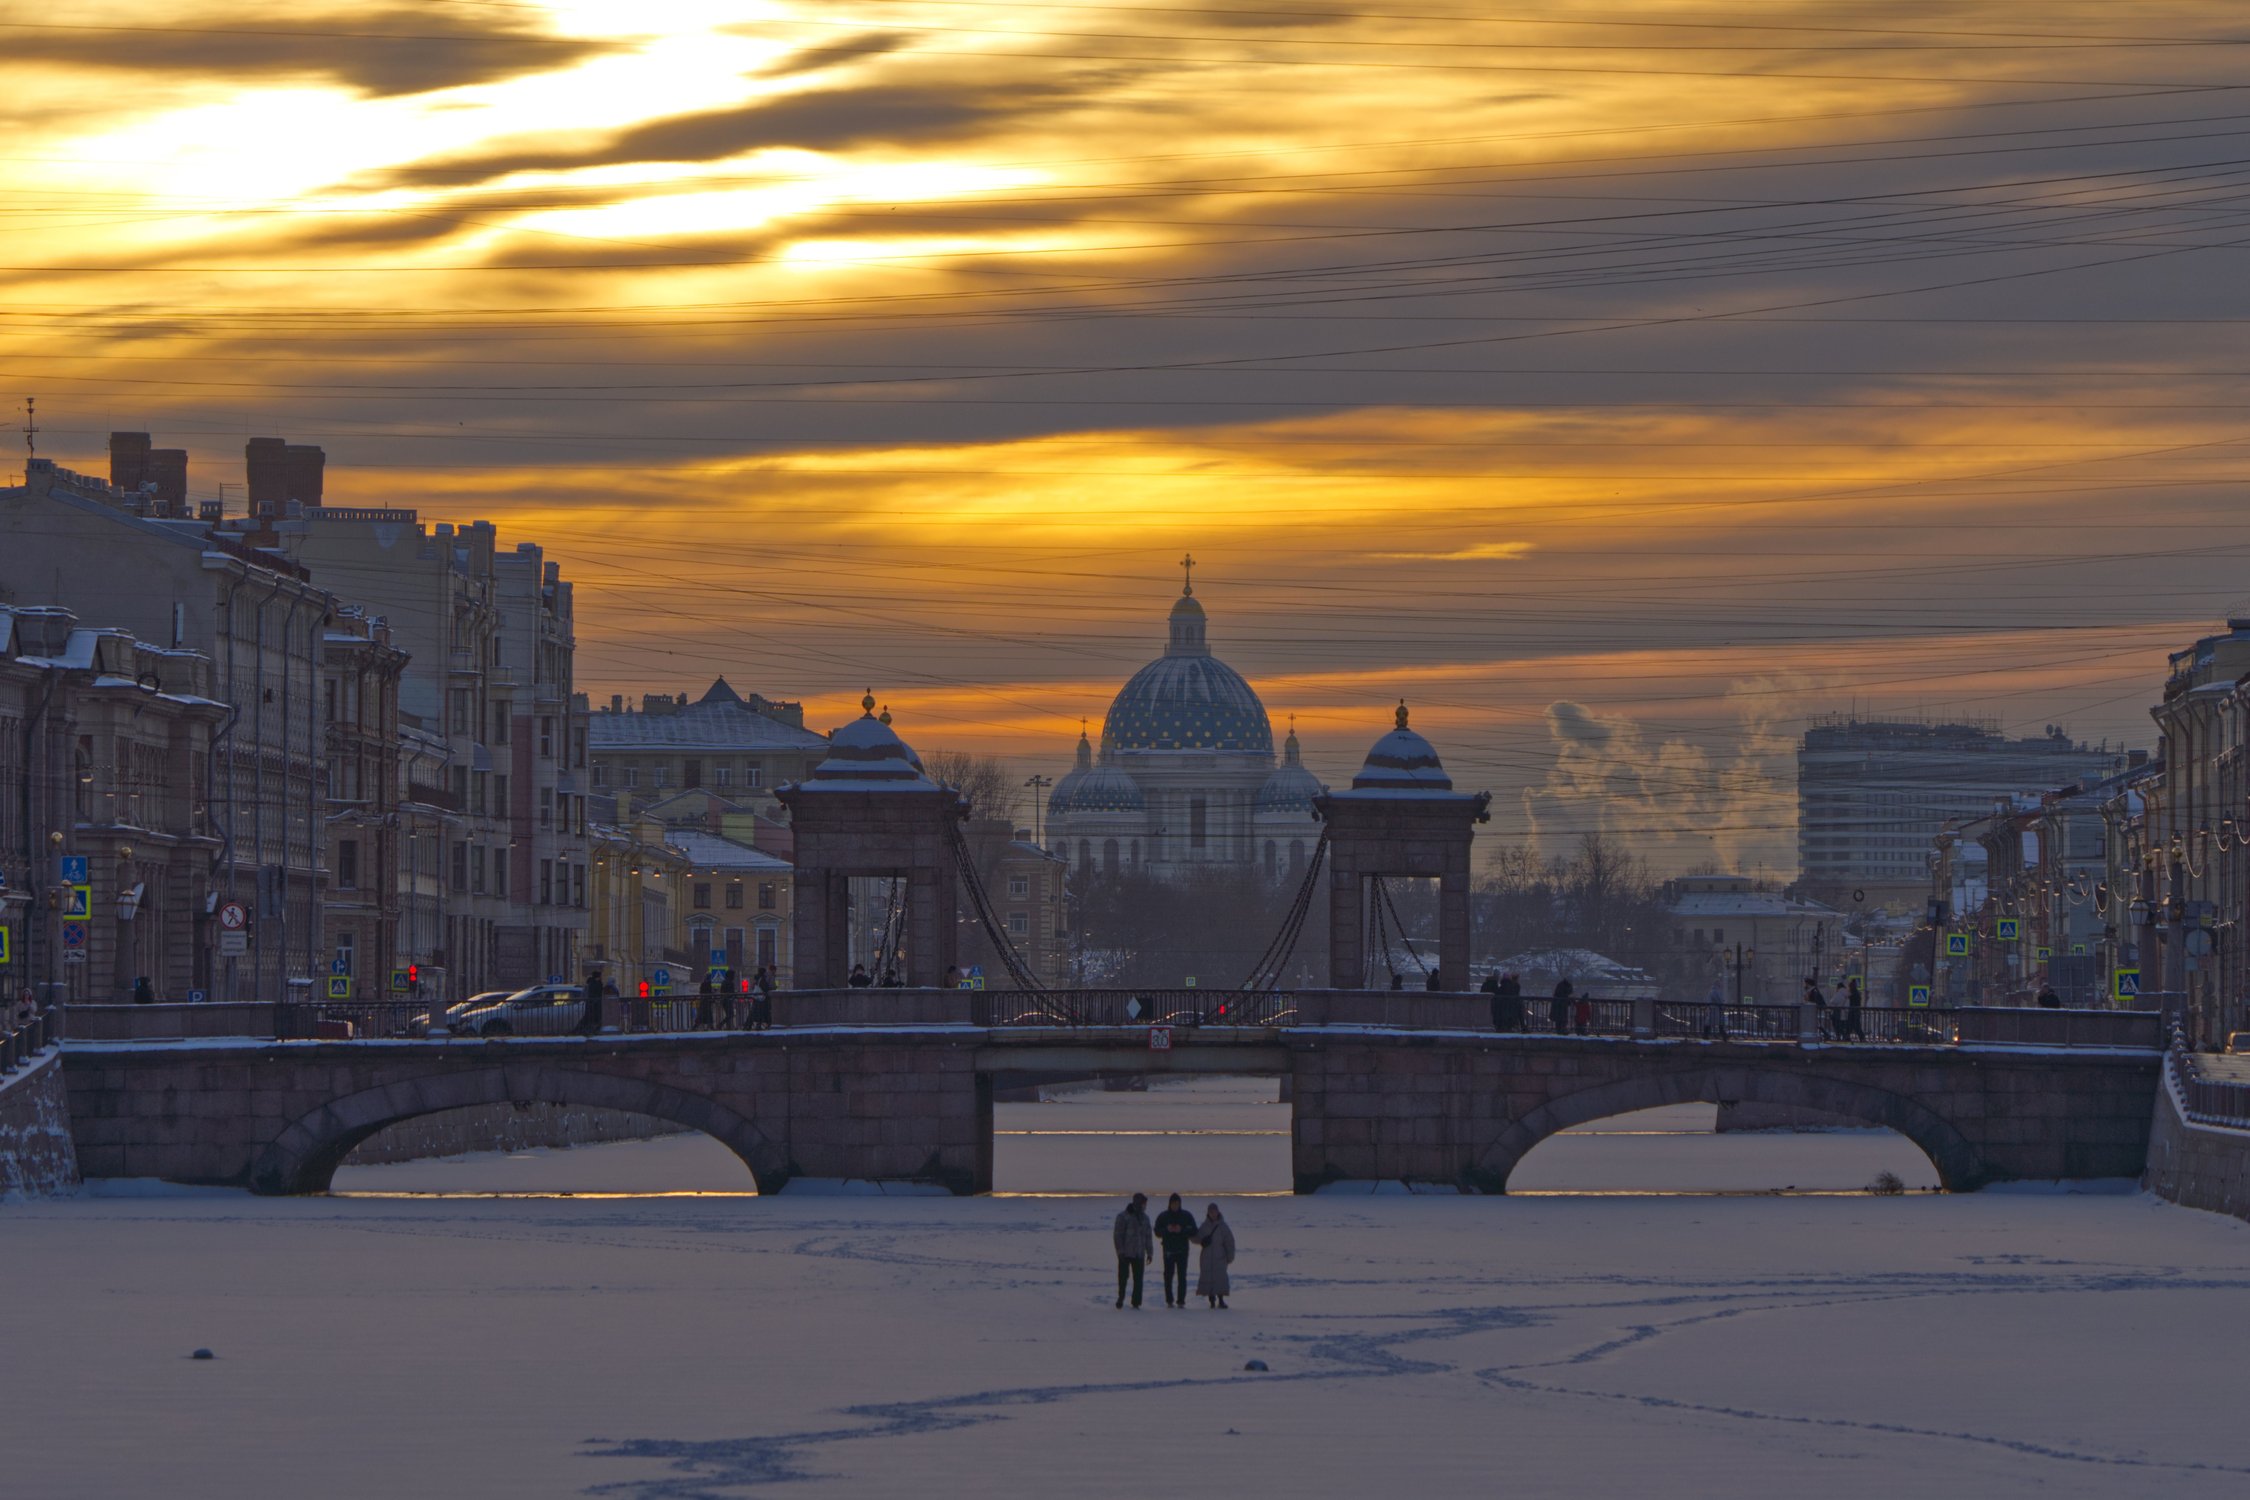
left=1101, top=583, right=1274, bottom=757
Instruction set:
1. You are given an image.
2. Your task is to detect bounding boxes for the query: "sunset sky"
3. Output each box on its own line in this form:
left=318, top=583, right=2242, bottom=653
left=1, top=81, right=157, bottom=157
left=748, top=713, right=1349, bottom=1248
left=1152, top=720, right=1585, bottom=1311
left=8, top=1, right=2250, bottom=873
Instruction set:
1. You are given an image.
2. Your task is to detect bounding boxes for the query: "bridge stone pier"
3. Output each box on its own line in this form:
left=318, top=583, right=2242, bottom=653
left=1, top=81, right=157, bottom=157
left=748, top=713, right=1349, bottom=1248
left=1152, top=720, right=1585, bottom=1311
left=53, top=1005, right=2160, bottom=1197
left=62, top=1031, right=992, bottom=1196
left=1285, top=1032, right=2160, bottom=1193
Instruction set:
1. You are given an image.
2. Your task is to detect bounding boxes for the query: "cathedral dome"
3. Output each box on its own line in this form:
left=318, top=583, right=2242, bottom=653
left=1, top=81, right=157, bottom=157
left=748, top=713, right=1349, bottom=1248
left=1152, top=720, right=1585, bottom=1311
left=1101, top=574, right=1273, bottom=756
left=1256, top=723, right=1324, bottom=814
left=1050, top=728, right=1149, bottom=816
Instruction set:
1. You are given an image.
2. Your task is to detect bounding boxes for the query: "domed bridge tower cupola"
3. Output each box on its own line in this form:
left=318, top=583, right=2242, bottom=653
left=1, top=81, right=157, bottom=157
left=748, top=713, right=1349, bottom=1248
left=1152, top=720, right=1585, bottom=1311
left=1315, top=700, right=1490, bottom=990
left=775, top=692, right=966, bottom=988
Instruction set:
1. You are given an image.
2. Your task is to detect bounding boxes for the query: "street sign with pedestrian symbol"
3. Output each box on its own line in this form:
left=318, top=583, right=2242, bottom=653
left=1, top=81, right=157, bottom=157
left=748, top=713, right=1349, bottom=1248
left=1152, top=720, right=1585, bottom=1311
left=1908, top=983, right=1931, bottom=1007
left=390, top=969, right=410, bottom=993
left=1996, top=918, right=2020, bottom=941
left=62, top=884, right=91, bottom=922
left=1944, top=933, right=1968, bottom=958
left=2114, top=968, right=2141, bottom=1001
left=326, top=976, right=353, bottom=1000
left=2036, top=945, right=2052, bottom=960
left=217, top=901, right=248, bottom=931
left=0, top=929, right=9, bottom=965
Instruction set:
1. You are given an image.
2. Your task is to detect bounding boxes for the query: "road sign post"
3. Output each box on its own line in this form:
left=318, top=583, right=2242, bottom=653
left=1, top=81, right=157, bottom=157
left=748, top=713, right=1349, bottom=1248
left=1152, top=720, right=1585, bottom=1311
left=1148, top=1025, right=1172, bottom=1051
left=2113, top=967, right=2141, bottom=1003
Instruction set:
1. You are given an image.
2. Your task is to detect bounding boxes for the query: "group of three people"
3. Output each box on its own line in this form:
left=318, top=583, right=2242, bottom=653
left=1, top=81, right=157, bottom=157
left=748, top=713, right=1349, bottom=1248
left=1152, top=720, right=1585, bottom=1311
left=1112, top=1192, right=1235, bottom=1309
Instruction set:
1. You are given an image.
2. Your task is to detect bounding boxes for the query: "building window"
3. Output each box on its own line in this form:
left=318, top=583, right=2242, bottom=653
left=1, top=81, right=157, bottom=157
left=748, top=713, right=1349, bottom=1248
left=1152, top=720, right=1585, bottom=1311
left=716, top=766, right=732, bottom=788
left=623, top=766, right=639, bottom=789
left=495, top=773, right=508, bottom=816
left=571, top=864, right=585, bottom=908
left=684, top=758, right=703, bottom=789
left=757, top=928, right=777, bottom=970
left=337, top=839, right=359, bottom=891
left=333, top=931, right=355, bottom=975
left=1008, top=874, right=1029, bottom=899
left=653, top=766, right=669, bottom=789
left=744, top=763, right=763, bottom=788
left=572, top=726, right=586, bottom=769
left=1189, top=797, right=1207, bottom=849
left=758, top=882, right=775, bottom=911
left=694, top=882, right=712, bottom=910
left=538, top=716, right=554, bottom=758
left=324, top=680, right=338, bottom=722
left=592, top=763, right=608, bottom=788
left=726, top=882, right=745, bottom=910
left=1008, top=911, right=1029, bottom=937
left=540, top=859, right=553, bottom=905
left=451, top=841, right=468, bottom=893
left=492, top=706, right=509, bottom=745
left=471, top=845, right=487, bottom=895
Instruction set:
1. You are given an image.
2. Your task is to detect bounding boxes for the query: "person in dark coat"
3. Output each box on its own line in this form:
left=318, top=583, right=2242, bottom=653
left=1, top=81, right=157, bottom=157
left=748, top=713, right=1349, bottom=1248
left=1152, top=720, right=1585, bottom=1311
left=848, top=963, right=874, bottom=988
left=751, top=966, right=775, bottom=1029
left=1389, top=971, right=1405, bottom=991
left=1424, top=968, right=1443, bottom=991
left=1482, top=972, right=1504, bottom=1031
left=2036, top=982, right=2063, bottom=1009
left=1499, top=972, right=1524, bottom=1031
left=1843, top=977, right=1866, bottom=1039
left=132, top=975, right=155, bottom=1005
left=1112, top=1192, right=1154, bottom=1309
left=576, top=970, right=604, bottom=1035
left=695, top=972, right=718, bottom=1030
left=1153, top=1193, right=1198, bottom=1308
left=1803, top=977, right=1829, bottom=1039
left=1195, top=1204, right=1236, bottom=1309
left=1549, top=977, right=1573, bottom=1034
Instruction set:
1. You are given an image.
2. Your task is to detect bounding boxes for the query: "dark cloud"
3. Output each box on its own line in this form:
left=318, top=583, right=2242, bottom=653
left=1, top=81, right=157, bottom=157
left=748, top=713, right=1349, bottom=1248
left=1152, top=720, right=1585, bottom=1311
left=379, top=81, right=1067, bottom=188
left=0, top=9, right=613, bottom=98
left=752, top=32, right=913, bottom=78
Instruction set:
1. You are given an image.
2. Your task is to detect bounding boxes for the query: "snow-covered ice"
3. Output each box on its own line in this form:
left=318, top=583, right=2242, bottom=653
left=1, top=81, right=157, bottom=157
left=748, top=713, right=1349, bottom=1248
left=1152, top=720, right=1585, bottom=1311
left=6, top=1077, right=2247, bottom=1498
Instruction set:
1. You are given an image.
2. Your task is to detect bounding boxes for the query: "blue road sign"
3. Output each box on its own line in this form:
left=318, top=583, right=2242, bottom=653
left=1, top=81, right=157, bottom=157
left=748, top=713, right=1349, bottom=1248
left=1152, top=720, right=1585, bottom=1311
left=186, top=989, right=207, bottom=1004
left=1996, top=918, right=2020, bottom=941
left=59, top=855, right=87, bottom=883
left=61, top=922, right=85, bottom=949
left=650, top=967, right=672, bottom=989
left=1944, top=933, right=1969, bottom=958
left=330, top=957, right=350, bottom=976
left=1908, top=983, right=1932, bottom=1007
left=2114, top=968, right=2141, bottom=1001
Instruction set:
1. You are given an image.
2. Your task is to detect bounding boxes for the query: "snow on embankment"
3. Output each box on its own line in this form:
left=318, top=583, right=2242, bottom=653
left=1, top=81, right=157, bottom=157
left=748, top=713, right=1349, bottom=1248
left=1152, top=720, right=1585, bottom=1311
left=2144, top=1061, right=2250, bottom=1223
left=0, top=1050, right=80, bottom=1200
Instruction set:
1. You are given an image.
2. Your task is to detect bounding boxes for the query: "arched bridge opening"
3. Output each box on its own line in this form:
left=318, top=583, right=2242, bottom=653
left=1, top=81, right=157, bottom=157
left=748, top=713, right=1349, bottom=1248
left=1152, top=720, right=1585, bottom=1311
left=249, top=1065, right=788, bottom=1196
left=1474, top=1067, right=1988, bottom=1194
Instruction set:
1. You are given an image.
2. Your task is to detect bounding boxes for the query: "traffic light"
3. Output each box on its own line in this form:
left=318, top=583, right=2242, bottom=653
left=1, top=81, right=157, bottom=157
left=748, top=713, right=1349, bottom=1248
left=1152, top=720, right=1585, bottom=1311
left=737, top=977, right=750, bottom=995
left=406, top=963, right=419, bottom=986
left=639, top=979, right=652, bottom=999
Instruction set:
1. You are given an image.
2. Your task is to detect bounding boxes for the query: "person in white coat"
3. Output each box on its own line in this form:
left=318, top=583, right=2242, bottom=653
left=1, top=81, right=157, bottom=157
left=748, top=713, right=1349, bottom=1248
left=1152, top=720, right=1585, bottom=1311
left=1195, top=1203, right=1236, bottom=1309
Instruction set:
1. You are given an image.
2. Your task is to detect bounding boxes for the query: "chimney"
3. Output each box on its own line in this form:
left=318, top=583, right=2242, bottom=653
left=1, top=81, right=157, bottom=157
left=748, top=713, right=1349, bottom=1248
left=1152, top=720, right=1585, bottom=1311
left=283, top=443, right=325, bottom=505
left=148, top=449, right=188, bottom=511
left=109, top=431, right=151, bottom=492
left=610, top=693, right=623, bottom=713
left=245, top=437, right=289, bottom=510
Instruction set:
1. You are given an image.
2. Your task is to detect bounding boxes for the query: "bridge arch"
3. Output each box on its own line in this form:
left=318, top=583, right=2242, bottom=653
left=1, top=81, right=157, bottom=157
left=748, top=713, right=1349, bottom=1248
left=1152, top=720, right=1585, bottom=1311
left=1474, top=1065, right=1988, bottom=1193
left=249, top=1064, right=788, bottom=1195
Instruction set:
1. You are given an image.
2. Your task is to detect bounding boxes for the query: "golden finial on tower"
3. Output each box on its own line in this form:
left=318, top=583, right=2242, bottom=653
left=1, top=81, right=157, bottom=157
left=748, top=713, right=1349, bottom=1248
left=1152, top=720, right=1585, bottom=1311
left=879, top=704, right=893, bottom=726
left=861, top=688, right=876, bottom=717
left=1395, top=698, right=1409, bottom=731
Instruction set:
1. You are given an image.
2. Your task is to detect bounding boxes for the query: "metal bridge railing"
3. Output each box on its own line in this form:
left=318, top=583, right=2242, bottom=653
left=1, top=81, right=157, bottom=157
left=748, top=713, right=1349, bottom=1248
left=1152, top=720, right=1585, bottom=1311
left=2169, top=1029, right=2250, bottom=1130
left=970, top=989, right=1298, bottom=1029
left=1, top=1008, right=53, bottom=1073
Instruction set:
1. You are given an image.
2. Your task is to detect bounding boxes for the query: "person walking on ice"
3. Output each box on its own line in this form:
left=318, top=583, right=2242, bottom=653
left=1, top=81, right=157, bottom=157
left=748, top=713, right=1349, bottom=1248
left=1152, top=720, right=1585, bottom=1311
left=1154, top=1193, right=1198, bottom=1308
left=1195, top=1203, right=1236, bottom=1309
left=1113, top=1192, right=1154, bottom=1309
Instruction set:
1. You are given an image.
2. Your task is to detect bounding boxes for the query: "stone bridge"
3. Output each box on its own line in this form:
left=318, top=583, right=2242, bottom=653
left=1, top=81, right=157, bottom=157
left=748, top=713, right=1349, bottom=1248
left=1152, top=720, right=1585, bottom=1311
left=57, top=1013, right=2161, bottom=1195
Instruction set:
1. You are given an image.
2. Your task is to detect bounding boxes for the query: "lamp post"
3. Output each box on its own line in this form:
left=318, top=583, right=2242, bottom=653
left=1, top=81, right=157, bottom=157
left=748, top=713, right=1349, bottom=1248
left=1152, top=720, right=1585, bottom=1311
left=1024, top=774, right=1053, bottom=847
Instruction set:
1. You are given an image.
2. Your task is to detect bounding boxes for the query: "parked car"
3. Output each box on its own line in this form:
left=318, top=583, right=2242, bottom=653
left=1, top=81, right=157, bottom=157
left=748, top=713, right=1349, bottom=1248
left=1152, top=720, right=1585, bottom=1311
left=453, top=984, right=587, bottom=1037
left=404, top=990, right=517, bottom=1037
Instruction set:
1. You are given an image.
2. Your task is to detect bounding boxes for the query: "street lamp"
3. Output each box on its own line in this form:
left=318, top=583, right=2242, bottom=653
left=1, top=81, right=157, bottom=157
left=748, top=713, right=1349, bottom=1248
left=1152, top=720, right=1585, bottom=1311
left=1024, top=774, right=1053, bottom=846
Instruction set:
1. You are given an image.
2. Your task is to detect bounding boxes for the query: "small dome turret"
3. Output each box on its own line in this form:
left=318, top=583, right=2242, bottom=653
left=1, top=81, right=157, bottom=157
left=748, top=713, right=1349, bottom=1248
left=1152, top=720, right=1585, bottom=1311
left=1348, top=699, right=1454, bottom=793
left=1256, top=717, right=1325, bottom=815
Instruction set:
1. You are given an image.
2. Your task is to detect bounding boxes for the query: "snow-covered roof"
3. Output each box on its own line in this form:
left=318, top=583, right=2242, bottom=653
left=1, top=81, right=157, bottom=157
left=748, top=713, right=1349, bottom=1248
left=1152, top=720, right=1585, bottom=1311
left=590, top=695, right=827, bottom=753
left=665, top=829, right=792, bottom=874
left=1668, top=892, right=1843, bottom=920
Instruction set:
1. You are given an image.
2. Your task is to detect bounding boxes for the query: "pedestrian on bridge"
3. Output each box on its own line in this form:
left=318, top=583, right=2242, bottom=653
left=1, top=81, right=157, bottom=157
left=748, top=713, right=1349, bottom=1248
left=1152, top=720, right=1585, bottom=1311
left=1113, top=1192, right=1154, bottom=1309
left=1702, top=976, right=1727, bottom=1039
left=1843, top=978, right=1866, bottom=1041
left=1195, top=1204, right=1236, bottom=1309
left=1804, top=978, right=1830, bottom=1040
left=696, top=972, right=718, bottom=1030
left=577, top=971, right=604, bottom=1036
left=750, top=966, right=775, bottom=1030
left=1154, top=1193, right=1198, bottom=1308
left=1550, top=977, right=1573, bottom=1034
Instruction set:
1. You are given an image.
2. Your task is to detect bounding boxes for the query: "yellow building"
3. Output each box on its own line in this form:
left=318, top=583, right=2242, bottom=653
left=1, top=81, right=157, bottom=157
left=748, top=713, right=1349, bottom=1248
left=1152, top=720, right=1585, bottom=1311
left=586, top=815, right=692, bottom=997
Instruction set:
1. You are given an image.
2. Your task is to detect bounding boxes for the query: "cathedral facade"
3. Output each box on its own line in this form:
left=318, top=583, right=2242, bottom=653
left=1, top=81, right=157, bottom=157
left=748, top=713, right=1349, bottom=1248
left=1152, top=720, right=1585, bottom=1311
left=1047, top=575, right=1323, bottom=883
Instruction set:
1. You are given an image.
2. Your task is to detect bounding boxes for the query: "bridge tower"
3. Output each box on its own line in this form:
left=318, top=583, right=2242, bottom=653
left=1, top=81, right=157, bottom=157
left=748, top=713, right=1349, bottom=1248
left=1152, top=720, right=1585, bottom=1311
left=1317, top=702, right=1491, bottom=990
left=775, top=695, right=966, bottom=988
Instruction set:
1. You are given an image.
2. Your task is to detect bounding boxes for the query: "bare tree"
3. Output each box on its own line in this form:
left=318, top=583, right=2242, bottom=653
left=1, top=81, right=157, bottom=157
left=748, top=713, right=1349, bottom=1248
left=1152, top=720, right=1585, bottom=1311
left=922, top=750, right=1021, bottom=827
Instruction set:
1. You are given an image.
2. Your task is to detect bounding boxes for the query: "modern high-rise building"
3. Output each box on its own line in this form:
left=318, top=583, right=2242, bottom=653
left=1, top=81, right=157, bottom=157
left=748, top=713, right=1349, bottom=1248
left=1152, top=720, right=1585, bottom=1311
left=1797, top=717, right=2131, bottom=911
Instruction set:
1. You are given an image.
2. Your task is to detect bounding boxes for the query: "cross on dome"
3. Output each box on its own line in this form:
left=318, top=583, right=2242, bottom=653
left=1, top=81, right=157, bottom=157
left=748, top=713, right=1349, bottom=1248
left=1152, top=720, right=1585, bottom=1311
left=1181, top=551, right=1195, bottom=596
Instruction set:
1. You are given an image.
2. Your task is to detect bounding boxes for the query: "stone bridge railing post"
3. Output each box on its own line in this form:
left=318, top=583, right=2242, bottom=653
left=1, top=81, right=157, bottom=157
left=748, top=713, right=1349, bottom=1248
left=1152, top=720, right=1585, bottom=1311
left=1798, top=1001, right=1818, bottom=1044
left=1632, top=997, right=1654, bottom=1039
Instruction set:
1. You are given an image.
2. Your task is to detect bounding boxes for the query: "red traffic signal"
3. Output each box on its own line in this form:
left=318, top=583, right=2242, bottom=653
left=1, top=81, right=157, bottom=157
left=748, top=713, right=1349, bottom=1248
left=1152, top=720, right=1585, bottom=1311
left=638, top=979, right=652, bottom=998
left=406, top=963, right=419, bottom=985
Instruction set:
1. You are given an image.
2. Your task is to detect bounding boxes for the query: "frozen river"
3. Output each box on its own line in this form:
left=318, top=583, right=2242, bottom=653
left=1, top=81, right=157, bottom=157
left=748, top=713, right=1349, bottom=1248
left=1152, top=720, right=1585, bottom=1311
left=8, top=1077, right=2247, bottom=1498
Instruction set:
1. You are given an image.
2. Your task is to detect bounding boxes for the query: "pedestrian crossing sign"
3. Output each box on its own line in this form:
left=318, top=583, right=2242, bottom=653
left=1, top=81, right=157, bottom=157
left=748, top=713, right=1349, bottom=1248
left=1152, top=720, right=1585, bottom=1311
left=0, top=928, right=9, bottom=964
left=2036, top=945, right=2052, bottom=961
left=1945, top=933, right=1969, bottom=958
left=1908, top=984, right=1931, bottom=1007
left=2113, top=968, right=2140, bottom=1001
left=2071, top=943, right=2087, bottom=956
left=1995, top=918, right=2020, bottom=942
left=62, top=884, right=91, bottom=922
left=389, top=968, right=410, bottom=993
left=326, top=976, right=353, bottom=1000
